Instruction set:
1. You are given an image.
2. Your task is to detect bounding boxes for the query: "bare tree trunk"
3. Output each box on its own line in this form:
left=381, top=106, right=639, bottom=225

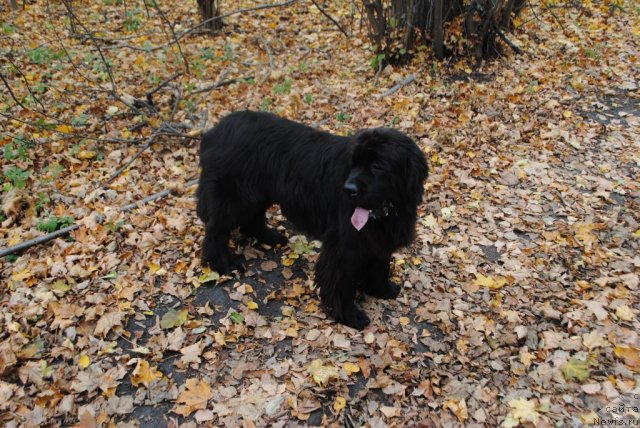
left=197, top=0, right=223, bottom=32
left=9, top=0, right=18, bottom=10
left=432, top=0, right=444, bottom=59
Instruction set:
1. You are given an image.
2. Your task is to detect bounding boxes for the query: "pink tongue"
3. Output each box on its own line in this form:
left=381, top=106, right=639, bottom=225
left=351, top=207, right=370, bottom=231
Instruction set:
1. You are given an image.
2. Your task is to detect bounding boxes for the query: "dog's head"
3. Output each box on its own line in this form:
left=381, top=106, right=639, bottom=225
left=344, top=129, right=428, bottom=217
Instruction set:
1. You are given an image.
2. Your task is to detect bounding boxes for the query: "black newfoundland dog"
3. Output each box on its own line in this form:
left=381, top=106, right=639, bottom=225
left=197, top=111, right=428, bottom=329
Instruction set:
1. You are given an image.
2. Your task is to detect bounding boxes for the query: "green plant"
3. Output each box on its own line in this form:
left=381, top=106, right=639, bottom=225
left=4, top=167, right=30, bottom=189
left=106, top=220, right=125, bottom=232
left=35, top=192, right=50, bottom=213
left=304, top=93, right=313, bottom=104
left=370, top=53, right=385, bottom=70
left=336, top=112, right=349, bottom=123
left=200, top=47, right=216, bottom=61
left=260, top=97, right=272, bottom=111
left=28, top=46, right=61, bottom=64
left=3, top=135, right=30, bottom=161
left=273, top=78, right=292, bottom=95
left=124, top=9, right=143, bottom=31
left=71, top=114, right=88, bottom=126
left=584, top=48, right=599, bottom=59
left=2, top=23, right=17, bottom=34
left=36, top=215, right=75, bottom=233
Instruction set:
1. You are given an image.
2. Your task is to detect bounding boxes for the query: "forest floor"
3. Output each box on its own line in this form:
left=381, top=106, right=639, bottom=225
left=0, top=0, right=639, bottom=427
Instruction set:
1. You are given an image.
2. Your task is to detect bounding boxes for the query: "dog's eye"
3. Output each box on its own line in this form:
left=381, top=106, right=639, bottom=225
left=371, top=163, right=384, bottom=173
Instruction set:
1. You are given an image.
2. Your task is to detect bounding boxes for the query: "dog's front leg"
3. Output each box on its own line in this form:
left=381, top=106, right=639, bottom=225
left=359, top=255, right=400, bottom=299
left=316, top=240, right=370, bottom=330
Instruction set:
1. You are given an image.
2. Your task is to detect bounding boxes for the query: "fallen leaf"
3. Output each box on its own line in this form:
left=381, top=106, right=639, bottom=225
left=307, top=359, right=339, bottom=386
left=613, top=346, right=640, bottom=372
left=333, top=396, right=346, bottom=412
left=160, top=309, right=188, bottom=330
left=173, top=378, right=213, bottom=417
left=562, top=358, right=590, bottom=382
left=94, top=312, right=123, bottom=336
left=474, top=274, right=507, bottom=290
left=78, top=354, right=91, bottom=369
left=130, top=359, right=162, bottom=387
left=504, top=398, right=540, bottom=428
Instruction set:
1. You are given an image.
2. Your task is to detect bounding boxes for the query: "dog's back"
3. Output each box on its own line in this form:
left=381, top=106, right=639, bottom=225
left=197, top=111, right=351, bottom=238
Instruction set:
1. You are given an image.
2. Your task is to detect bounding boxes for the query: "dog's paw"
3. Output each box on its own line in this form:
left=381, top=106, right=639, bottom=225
left=366, top=281, right=401, bottom=300
left=202, top=256, right=244, bottom=276
left=341, top=305, right=370, bottom=330
left=260, top=229, right=288, bottom=247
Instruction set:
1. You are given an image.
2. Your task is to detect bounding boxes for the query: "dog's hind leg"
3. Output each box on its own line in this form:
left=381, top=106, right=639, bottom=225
left=240, top=208, right=288, bottom=247
left=201, top=196, right=246, bottom=274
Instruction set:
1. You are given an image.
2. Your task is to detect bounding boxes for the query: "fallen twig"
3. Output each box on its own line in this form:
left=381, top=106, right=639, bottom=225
left=0, top=179, right=199, bottom=258
left=310, top=0, right=351, bottom=38
left=378, top=73, right=416, bottom=98
left=99, top=133, right=158, bottom=189
left=495, top=26, right=523, bottom=54
left=146, top=72, right=182, bottom=100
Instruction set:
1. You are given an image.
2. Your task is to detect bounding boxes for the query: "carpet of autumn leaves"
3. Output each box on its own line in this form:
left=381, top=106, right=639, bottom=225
left=1, top=0, right=639, bottom=426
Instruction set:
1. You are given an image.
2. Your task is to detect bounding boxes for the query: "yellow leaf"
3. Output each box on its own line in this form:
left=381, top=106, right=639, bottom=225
left=473, top=274, right=507, bottom=290
left=616, top=305, right=634, bottom=321
left=282, top=258, right=295, bottom=267
left=213, top=331, right=226, bottom=346
left=633, top=229, right=640, bottom=238
left=563, top=110, right=572, bottom=119
left=343, top=362, right=360, bottom=376
left=443, top=398, right=468, bottom=422
left=520, top=351, right=535, bottom=367
left=56, top=124, right=74, bottom=134
left=614, top=346, right=640, bottom=372
left=307, top=359, right=339, bottom=386
left=77, top=150, right=96, bottom=160
left=12, top=268, right=33, bottom=281
left=399, top=317, right=410, bottom=326
left=333, top=396, right=346, bottom=412
left=131, top=360, right=162, bottom=387
left=247, top=301, right=259, bottom=310
left=78, top=354, right=91, bottom=369
left=148, top=262, right=160, bottom=274
left=173, top=378, right=213, bottom=417
left=504, top=398, right=540, bottom=428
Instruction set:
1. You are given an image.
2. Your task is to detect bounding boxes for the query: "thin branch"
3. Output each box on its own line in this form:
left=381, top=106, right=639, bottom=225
left=190, top=75, right=253, bottom=95
left=310, top=0, right=351, bottom=38
left=99, top=133, right=158, bottom=189
left=378, top=73, right=416, bottom=98
left=0, top=71, right=27, bottom=110
left=495, top=25, right=523, bottom=54
left=165, top=0, right=299, bottom=46
left=62, top=1, right=117, bottom=94
left=151, top=2, right=190, bottom=74
left=4, top=57, right=47, bottom=111
left=0, top=179, right=200, bottom=258
left=146, top=72, right=182, bottom=99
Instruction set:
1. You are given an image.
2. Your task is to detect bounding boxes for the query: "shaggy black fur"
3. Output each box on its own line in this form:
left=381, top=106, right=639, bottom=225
left=197, top=111, right=428, bottom=329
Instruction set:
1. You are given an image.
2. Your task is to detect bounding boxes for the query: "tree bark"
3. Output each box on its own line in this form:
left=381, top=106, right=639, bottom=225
left=362, top=0, right=525, bottom=64
left=432, top=0, right=444, bottom=60
left=197, top=0, right=223, bottom=32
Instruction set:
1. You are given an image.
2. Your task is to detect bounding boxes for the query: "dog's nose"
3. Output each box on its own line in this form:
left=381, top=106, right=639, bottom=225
left=343, top=182, right=358, bottom=197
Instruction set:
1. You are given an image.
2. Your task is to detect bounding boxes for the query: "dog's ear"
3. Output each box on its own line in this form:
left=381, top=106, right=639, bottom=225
left=404, top=142, right=429, bottom=204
